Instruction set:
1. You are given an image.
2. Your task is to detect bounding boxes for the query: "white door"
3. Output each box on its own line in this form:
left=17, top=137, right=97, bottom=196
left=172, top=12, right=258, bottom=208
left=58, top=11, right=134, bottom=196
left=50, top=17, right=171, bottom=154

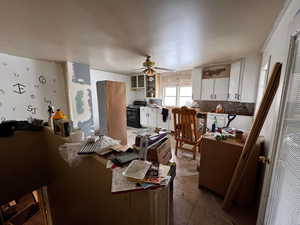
left=201, top=79, right=214, bottom=100
left=260, top=32, right=300, bottom=225
left=229, top=61, right=242, bottom=101
left=140, top=107, right=148, bottom=127
left=214, top=78, right=229, bottom=100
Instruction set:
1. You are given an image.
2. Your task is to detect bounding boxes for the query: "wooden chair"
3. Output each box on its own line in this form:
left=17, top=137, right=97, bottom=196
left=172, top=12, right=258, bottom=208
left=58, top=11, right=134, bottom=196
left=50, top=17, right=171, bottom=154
left=172, top=107, right=203, bottom=159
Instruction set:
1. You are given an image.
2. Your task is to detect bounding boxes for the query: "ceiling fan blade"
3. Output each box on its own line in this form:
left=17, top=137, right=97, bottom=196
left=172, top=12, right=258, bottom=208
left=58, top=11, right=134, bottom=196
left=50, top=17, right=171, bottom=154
left=135, top=67, right=145, bottom=71
left=154, top=67, right=176, bottom=72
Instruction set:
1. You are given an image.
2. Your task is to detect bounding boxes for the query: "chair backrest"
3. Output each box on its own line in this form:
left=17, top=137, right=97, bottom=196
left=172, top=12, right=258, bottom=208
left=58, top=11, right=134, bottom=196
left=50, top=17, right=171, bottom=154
left=172, top=107, right=198, bottom=143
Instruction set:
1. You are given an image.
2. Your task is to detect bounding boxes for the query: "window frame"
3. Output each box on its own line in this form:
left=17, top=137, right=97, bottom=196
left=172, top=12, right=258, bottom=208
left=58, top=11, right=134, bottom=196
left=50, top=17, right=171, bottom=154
left=163, top=86, right=192, bottom=107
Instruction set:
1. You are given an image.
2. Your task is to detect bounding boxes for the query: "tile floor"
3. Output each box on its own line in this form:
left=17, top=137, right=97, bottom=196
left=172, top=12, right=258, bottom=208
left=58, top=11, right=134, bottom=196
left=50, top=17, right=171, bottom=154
left=127, top=127, right=258, bottom=225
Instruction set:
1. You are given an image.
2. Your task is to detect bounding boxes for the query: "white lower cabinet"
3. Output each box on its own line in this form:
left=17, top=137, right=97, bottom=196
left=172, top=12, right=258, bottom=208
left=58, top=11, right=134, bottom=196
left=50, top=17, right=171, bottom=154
left=148, top=108, right=158, bottom=127
left=156, top=109, right=172, bottom=130
left=140, top=107, right=173, bottom=130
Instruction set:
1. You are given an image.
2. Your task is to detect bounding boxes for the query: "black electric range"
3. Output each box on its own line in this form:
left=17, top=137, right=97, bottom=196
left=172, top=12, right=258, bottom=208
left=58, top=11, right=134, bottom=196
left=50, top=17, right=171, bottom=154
left=127, top=101, right=147, bottom=128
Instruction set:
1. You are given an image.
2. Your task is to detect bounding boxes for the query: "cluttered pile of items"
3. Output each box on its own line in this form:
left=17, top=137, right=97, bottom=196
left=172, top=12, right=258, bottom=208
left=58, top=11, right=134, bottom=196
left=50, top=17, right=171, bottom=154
left=59, top=128, right=176, bottom=193
left=197, top=112, right=246, bottom=142
left=0, top=106, right=72, bottom=137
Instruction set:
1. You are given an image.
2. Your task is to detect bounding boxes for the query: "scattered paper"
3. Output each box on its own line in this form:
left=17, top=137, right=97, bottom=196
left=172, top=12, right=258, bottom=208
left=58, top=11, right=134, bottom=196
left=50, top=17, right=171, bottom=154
left=106, top=160, right=114, bottom=169
left=111, top=167, right=143, bottom=193
left=111, top=144, right=129, bottom=152
left=122, top=160, right=152, bottom=180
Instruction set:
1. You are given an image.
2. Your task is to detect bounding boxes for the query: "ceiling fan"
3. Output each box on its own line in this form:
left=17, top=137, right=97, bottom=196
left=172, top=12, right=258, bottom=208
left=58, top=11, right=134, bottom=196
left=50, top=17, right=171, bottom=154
left=136, top=56, right=175, bottom=76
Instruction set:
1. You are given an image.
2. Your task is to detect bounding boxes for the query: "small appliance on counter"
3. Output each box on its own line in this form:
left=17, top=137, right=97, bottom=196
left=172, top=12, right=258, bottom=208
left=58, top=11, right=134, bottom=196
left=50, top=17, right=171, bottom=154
left=148, top=98, right=162, bottom=107
left=127, top=100, right=147, bottom=128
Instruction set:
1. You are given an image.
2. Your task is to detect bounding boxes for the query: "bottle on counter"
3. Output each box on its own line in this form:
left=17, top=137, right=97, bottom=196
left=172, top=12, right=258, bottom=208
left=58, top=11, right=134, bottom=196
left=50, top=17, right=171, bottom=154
left=211, top=116, right=217, bottom=132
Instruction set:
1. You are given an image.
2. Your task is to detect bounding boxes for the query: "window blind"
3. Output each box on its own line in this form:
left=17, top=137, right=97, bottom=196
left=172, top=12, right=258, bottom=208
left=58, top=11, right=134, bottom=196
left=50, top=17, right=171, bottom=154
left=160, top=70, right=192, bottom=87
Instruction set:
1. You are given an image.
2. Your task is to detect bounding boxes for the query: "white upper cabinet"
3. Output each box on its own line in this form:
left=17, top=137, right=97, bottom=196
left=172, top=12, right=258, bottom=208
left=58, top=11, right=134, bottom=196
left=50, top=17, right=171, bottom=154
left=192, top=68, right=202, bottom=100
left=214, top=77, right=229, bottom=100
left=228, top=55, right=261, bottom=103
left=240, top=55, right=261, bottom=103
left=201, top=79, right=215, bottom=100
left=193, top=54, right=260, bottom=103
left=229, top=60, right=243, bottom=101
left=201, top=78, right=229, bottom=100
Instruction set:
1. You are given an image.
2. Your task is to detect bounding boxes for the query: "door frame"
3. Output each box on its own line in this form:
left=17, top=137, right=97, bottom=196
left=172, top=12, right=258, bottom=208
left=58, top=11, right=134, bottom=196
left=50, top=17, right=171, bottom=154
left=256, top=26, right=300, bottom=225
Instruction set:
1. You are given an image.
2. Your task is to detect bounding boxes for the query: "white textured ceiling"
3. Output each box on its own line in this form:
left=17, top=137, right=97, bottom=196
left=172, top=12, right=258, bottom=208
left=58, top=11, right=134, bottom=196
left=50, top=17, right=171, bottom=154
left=0, top=0, right=285, bottom=74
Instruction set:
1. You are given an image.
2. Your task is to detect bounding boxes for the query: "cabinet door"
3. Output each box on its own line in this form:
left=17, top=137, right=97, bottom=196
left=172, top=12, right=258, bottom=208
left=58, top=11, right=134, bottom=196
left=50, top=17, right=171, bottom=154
left=201, top=79, right=215, bottom=100
left=156, top=109, right=170, bottom=130
left=214, top=78, right=229, bottom=100
left=229, top=61, right=242, bottom=101
left=146, top=76, right=156, bottom=98
left=148, top=108, right=158, bottom=127
left=131, top=76, right=137, bottom=89
left=240, top=55, right=260, bottom=102
left=192, top=68, right=202, bottom=100
left=138, top=75, right=145, bottom=88
left=140, top=107, right=148, bottom=127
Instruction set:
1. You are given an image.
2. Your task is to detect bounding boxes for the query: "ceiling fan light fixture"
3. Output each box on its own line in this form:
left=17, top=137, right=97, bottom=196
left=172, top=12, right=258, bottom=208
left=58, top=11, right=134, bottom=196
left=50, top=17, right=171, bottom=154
left=143, top=68, right=155, bottom=76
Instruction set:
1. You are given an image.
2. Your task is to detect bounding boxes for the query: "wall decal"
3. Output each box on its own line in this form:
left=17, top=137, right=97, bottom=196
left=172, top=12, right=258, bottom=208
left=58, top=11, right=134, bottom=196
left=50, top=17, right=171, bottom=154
left=1, top=53, right=67, bottom=122
left=13, top=72, right=20, bottom=77
left=13, top=83, right=26, bottom=94
left=44, top=97, right=52, bottom=104
left=26, top=105, right=37, bottom=114
left=38, top=75, right=46, bottom=84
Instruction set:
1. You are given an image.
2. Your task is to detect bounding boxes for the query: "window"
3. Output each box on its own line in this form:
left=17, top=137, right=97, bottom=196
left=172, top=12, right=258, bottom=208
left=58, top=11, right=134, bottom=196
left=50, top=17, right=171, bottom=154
left=164, top=87, right=177, bottom=106
left=163, top=86, right=192, bottom=107
left=179, top=86, right=192, bottom=106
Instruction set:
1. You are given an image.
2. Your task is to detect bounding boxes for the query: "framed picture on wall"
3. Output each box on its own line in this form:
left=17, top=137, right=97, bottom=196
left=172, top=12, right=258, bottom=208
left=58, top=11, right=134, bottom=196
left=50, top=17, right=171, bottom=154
left=202, top=64, right=231, bottom=79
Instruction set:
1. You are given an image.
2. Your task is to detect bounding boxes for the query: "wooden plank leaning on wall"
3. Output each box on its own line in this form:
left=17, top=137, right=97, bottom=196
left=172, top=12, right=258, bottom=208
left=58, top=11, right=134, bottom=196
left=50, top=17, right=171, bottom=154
left=223, top=63, right=282, bottom=209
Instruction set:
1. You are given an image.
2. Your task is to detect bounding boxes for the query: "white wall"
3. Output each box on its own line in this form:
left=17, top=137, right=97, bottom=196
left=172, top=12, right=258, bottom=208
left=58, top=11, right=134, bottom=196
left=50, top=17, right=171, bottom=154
left=257, top=1, right=300, bottom=224
left=90, top=69, right=135, bottom=130
left=0, top=53, right=68, bottom=122
left=260, top=0, right=299, bottom=156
